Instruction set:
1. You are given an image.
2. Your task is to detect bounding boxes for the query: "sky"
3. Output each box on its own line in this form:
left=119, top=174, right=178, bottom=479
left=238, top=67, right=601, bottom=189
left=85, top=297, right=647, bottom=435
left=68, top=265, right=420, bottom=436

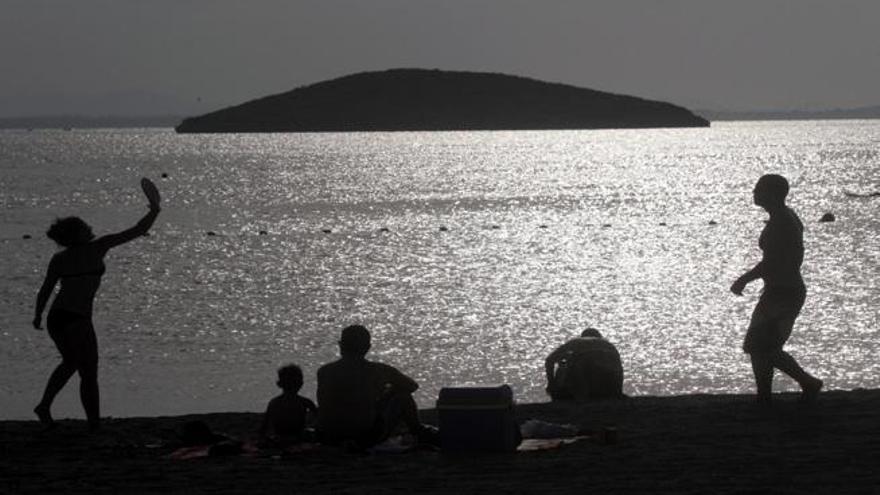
left=1, top=0, right=878, bottom=117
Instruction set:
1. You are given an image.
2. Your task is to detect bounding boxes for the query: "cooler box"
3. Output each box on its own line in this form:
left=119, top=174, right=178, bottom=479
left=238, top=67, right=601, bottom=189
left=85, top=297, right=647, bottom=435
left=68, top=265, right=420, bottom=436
left=436, top=385, right=521, bottom=452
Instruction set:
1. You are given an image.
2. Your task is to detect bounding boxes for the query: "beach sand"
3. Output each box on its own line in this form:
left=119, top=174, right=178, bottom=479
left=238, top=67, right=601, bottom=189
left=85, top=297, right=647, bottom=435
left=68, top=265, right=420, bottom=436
left=3, top=389, right=879, bottom=494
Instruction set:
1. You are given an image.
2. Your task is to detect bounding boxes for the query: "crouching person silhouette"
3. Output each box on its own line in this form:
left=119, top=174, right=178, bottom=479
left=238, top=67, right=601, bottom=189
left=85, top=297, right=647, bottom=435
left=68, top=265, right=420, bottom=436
left=545, top=328, right=624, bottom=401
left=316, top=325, right=437, bottom=448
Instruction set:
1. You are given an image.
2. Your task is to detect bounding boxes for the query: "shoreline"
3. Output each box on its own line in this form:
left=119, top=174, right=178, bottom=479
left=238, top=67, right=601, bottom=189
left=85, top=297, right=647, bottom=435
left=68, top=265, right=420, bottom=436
left=3, top=389, right=879, bottom=494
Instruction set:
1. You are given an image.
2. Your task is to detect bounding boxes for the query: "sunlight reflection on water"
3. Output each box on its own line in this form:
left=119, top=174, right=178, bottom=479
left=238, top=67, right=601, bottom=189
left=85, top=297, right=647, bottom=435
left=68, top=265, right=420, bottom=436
left=1, top=121, right=878, bottom=418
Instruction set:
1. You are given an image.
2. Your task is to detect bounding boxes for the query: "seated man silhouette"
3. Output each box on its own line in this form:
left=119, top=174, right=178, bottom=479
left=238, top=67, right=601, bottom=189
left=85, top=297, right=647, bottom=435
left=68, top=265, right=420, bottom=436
left=545, top=328, right=624, bottom=401
left=316, top=325, right=436, bottom=447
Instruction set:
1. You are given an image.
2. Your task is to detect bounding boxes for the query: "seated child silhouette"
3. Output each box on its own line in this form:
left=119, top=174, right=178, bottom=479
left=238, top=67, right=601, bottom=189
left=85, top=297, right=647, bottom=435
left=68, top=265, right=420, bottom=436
left=259, top=364, right=317, bottom=445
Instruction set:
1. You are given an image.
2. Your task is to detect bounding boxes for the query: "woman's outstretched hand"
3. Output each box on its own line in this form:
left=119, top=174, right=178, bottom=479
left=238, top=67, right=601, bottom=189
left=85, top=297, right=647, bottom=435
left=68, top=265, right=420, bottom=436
left=140, top=177, right=161, bottom=211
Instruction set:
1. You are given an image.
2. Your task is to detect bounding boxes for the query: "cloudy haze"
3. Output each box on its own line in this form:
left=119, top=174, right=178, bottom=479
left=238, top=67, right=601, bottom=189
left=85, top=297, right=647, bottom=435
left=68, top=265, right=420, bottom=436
left=1, top=0, right=878, bottom=116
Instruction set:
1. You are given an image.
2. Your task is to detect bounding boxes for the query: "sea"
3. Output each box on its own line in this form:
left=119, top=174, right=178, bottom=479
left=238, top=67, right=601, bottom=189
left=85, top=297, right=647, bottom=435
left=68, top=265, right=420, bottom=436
left=1, top=121, right=878, bottom=420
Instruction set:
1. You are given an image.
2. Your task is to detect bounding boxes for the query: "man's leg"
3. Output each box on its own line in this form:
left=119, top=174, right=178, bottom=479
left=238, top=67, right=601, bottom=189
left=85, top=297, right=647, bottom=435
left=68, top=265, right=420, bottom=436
left=766, top=313, right=822, bottom=402
left=749, top=352, right=774, bottom=402
left=381, top=392, right=422, bottom=435
left=378, top=392, right=438, bottom=445
left=771, top=350, right=822, bottom=401
left=744, top=301, right=774, bottom=402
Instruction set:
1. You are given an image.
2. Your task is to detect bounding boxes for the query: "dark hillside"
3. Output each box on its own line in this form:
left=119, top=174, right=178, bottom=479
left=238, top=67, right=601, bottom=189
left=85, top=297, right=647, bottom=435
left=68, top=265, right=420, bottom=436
left=176, top=69, right=709, bottom=133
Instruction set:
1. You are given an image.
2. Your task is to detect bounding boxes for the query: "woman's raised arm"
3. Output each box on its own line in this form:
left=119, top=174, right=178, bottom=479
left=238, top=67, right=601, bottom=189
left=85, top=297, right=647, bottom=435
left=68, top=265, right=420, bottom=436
left=95, top=178, right=161, bottom=251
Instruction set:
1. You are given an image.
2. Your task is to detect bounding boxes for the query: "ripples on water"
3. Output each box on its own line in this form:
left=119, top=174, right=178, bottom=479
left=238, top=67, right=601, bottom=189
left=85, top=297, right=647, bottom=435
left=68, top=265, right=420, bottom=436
left=1, top=121, right=878, bottom=419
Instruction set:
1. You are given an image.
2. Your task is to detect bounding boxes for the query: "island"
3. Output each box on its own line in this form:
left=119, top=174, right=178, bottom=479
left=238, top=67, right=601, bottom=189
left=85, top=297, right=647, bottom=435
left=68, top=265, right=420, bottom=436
left=175, top=69, right=709, bottom=133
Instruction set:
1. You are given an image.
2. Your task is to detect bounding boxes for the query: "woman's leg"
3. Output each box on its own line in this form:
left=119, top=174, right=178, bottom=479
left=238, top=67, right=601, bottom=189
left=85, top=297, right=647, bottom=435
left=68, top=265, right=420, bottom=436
left=36, top=312, right=79, bottom=425
left=75, top=320, right=100, bottom=429
left=41, top=313, right=101, bottom=429
left=35, top=362, right=76, bottom=425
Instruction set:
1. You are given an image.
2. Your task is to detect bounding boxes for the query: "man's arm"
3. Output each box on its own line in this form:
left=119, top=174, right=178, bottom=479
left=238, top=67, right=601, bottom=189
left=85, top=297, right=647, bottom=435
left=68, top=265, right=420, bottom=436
left=379, top=364, right=418, bottom=395
left=731, top=261, right=763, bottom=295
left=545, top=353, right=560, bottom=385
left=315, top=367, right=327, bottom=409
left=258, top=400, right=272, bottom=439
left=545, top=342, right=572, bottom=387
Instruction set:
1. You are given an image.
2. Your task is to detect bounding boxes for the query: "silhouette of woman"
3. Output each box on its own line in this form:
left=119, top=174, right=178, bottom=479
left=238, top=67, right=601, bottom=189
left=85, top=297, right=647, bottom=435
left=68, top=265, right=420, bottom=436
left=32, top=179, right=161, bottom=429
left=730, top=174, right=822, bottom=403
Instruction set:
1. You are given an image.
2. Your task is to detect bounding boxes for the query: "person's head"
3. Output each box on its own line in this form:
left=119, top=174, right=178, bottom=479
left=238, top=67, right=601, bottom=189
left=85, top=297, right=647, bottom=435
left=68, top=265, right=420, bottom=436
left=753, top=174, right=789, bottom=209
left=46, top=216, right=94, bottom=247
left=339, top=324, right=371, bottom=357
left=580, top=328, right=603, bottom=339
left=276, top=364, right=304, bottom=393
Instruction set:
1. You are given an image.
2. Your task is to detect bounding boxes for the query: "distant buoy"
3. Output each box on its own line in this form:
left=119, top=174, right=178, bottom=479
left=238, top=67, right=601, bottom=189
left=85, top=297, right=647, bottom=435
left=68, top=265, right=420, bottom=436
left=161, top=173, right=169, bottom=179
left=206, top=231, right=217, bottom=236
left=659, top=222, right=667, bottom=226
left=22, top=234, right=32, bottom=239
left=491, top=225, right=501, bottom=229
left=602, top=223, right=612, bottom=228
left=438, top=226, right=448, bottom=232
left=258, top=230, right=268, bottom=235
left=819, top=213, right=836, bottom=223
left=322, top=229, right=332, bottom=234
left=539, top=224, right=548, bottom=229
left=379, top=227, right=390, bottom=232
left=708, top=220, right=718, bottom=226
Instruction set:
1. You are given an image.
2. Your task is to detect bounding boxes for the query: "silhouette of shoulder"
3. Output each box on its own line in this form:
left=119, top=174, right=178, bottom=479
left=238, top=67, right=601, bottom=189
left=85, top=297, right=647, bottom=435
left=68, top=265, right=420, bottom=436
left=556, top=337, right=619, bottom=357
left=318, top=358, right=416, bottom=393
left=267, top=394, right=316, bottom=411
left=550, top=337, right=622, bottom=372
left=760, top=207, right=803, bottom=248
